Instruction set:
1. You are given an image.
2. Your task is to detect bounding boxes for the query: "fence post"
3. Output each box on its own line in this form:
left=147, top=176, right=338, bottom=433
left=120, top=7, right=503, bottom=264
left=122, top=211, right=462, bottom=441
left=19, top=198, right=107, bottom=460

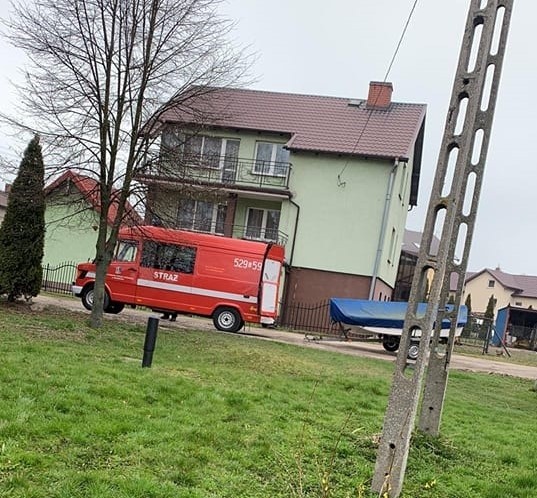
left=43, top=264, right=49, bottom=291
left=482, top=321, right=491, bottom=355
left=142, top=317, right=159, bottom=368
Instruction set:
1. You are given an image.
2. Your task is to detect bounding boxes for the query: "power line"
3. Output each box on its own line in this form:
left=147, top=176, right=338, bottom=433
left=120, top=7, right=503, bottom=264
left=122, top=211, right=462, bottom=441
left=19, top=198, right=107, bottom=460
left=337, top=0, right=420, bottom=186
left=383, top=0, right=420, bottom=82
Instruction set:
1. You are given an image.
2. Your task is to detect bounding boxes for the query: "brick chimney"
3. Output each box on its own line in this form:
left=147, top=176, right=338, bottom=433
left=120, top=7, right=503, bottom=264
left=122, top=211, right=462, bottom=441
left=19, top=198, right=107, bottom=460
left=367, top=81, right=393, bottom=109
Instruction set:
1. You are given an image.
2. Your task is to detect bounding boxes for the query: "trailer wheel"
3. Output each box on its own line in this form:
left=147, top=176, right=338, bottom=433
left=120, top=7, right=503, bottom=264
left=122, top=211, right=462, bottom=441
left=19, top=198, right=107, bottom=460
left=407, top=342, right=420, bottom=361
left=81, top=285, right=110, bottom=311
left=382, top=336, right=400, bottom=352
left=213, top=307, right=243, bottom=332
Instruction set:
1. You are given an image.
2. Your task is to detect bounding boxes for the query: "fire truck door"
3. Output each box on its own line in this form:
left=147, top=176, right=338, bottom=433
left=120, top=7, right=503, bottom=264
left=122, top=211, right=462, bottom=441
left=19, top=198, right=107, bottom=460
left=108, top=242, right=139, bottom=302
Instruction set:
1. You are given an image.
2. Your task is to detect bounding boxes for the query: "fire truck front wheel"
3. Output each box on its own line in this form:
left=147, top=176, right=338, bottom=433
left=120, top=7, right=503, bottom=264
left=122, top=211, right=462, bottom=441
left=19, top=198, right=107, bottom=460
left=81, top=285, right=110, bottom=311
left=213, top=307, right=244, bottom=333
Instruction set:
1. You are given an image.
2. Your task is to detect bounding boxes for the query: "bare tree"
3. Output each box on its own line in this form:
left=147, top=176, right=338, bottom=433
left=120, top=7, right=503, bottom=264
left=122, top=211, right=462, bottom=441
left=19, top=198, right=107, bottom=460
left=2, top=0, right=249, bottom=327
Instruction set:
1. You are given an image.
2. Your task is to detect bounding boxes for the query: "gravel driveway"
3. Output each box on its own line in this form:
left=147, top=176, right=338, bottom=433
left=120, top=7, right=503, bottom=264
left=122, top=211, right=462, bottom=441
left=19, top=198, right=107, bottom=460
left=33, top=294, right=537, bottom=381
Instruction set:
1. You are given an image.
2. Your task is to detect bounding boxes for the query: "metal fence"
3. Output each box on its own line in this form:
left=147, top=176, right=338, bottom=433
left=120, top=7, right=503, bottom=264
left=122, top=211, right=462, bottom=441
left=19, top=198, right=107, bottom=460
left=279, top=299, right=342, bottom=336
left=41, top=261, right=77, bottom=295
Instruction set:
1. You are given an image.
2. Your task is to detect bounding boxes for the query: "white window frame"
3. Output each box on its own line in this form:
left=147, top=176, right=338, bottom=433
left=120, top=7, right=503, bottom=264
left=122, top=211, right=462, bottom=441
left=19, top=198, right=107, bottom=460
left=253, top=142, right=289, bottom=177
left=183, top=135, right=239, bottom=171
left=244, top=208, right=281, bottom=242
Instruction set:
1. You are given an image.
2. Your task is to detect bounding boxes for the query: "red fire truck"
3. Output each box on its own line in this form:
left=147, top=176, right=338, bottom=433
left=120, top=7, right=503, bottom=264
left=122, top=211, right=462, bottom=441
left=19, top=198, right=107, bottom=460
left=72, top=226, right=285, bottom=332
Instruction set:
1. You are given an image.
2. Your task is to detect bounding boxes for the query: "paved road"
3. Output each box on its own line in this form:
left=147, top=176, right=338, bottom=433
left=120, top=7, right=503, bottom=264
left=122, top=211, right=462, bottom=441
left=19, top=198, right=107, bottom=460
left=33, top=294, right=537, bottom=381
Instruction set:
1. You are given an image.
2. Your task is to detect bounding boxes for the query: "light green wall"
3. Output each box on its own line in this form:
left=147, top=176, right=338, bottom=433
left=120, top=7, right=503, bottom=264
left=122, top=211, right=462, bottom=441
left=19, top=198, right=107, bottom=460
left=283, top=153, right=396, bottom=279
left=376, top=155, right=415, bottom=286
left=215, top=131, right=412, bottom=287
left=43, top=202, right=99, bottom=266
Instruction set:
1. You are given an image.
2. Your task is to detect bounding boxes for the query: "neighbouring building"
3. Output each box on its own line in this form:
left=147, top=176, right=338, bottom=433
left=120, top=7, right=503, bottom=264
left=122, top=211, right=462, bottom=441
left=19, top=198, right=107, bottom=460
left=463, top=267, right=537, bottom=316
left=462, top=267, right=537, bottom=348
left=44, top=170, right=142, bottom=266
left=393, top=229, right=440, bottom=302
left=136, top=82, right=427, bottom=316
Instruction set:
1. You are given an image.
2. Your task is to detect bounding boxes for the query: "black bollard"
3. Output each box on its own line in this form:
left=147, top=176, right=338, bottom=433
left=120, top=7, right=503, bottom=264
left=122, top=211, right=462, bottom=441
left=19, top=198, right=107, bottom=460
left=142, top=317, right=159, bottom=368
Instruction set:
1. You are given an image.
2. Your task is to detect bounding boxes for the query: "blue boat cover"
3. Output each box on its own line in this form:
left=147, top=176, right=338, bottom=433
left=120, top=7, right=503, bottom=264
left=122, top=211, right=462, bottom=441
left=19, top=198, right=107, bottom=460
left=330, top=299, right=467, bottom=329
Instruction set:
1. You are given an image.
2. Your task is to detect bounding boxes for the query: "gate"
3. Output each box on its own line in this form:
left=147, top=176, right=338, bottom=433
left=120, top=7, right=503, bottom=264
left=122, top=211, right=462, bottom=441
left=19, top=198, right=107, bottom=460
left=280, top=299, right=338, bottom=335
left=41, top=261, right=77, bottom=295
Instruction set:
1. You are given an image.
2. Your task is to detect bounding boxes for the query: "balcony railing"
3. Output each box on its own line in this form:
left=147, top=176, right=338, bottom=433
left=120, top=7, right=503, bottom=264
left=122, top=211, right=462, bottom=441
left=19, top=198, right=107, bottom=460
left=150, top=217, right=289, bottom=246
left=137, top=153, right=292, bottom=192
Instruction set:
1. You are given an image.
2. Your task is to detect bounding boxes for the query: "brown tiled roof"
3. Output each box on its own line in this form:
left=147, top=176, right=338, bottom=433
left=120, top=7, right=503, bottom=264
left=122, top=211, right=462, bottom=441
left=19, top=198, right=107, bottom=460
left=466, top=268, right=537, bottom=299
left=160, top=87, right=427, bottom=161
left=45, top=170, right=143, bottom=226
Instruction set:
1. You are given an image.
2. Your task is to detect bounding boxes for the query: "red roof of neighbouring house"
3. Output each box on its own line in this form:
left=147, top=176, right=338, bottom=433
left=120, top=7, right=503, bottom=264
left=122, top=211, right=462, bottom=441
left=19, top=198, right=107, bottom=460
left=45, top=170, right=143, bottom=227
left=159, top=87, right=427, bottom=161
left=466, top=268, right=537, bottom=299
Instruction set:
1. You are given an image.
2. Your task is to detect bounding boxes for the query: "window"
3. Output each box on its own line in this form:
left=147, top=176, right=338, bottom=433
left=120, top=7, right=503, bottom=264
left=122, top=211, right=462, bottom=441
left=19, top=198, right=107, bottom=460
left=253, top=142, right=289, bottom=177
left=245, top=208, right=280, bottom=242
left=515, top=301, right=522, bottom=306
left=115, top=241, right=138, bottom=262
left=488, top=280, right=495, bottom=288
left=177, top=199, right=227, bottom=234
left=141, top=241, right=196, bottom=274
left=183, top=135, right=239, bottom=171
left=161, top=131, right=240, bottom=175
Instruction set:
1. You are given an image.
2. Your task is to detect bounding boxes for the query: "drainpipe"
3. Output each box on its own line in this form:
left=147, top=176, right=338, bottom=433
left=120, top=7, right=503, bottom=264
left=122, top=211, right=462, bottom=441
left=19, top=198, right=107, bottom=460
left=287, top=199, right=300, bottom=268
left=368, top=160, right=399, bottom=300
left=280, top=199, right=300, bottom=324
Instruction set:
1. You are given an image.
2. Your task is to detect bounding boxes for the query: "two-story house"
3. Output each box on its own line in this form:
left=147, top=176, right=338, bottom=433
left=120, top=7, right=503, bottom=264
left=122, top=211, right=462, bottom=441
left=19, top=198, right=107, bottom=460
left=137, top=82, right=427, bottom=317
left=463, top=268, right=537, bottom=313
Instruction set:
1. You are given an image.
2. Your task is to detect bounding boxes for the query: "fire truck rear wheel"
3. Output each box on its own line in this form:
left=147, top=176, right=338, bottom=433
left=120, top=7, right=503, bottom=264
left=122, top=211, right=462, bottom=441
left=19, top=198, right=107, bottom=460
left=81, top=285, right=110, bottom=311
left=213, top=307, right=243, bottom=332
left=106, top=302, right=125, bottom=314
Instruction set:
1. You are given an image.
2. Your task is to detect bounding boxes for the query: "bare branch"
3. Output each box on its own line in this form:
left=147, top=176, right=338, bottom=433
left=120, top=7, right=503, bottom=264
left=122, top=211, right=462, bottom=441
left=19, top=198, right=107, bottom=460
left=2, top=0, right=251, bottom=326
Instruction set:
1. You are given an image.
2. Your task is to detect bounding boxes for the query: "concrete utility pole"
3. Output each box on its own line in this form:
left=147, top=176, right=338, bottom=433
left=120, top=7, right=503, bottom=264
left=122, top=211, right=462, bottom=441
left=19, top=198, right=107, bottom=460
left=371, top=1, right=513, bottom=497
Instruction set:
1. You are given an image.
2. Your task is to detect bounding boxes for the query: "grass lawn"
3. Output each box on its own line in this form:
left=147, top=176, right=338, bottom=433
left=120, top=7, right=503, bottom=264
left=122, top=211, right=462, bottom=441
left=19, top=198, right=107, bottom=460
left=455, top=343, right=537, bottom=367
left=1, top=302, right=537, bottom=497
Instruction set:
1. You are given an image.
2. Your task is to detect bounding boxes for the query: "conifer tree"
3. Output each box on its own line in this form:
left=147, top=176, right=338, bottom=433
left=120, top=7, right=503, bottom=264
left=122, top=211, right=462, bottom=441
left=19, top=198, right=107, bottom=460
left=484, top=294, right=496, bottom=322
left=0, top=136, right=45, bottom=300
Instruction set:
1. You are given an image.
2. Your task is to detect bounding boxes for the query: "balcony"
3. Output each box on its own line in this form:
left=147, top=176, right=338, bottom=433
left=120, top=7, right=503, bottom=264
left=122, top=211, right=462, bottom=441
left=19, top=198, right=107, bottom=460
left=152, top=217, right=289, bottom=246
left=136, top=153, right=292, bottom=195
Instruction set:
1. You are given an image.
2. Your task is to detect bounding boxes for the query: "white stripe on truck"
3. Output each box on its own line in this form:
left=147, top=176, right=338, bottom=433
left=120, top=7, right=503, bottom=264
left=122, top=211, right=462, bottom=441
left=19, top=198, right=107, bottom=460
left=136, top=279, right=257, bottom=304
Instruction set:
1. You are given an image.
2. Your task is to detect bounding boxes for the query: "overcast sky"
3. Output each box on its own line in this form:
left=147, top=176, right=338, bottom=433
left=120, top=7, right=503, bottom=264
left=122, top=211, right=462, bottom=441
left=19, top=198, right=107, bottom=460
left=0, top=0, right=535, bottom=274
